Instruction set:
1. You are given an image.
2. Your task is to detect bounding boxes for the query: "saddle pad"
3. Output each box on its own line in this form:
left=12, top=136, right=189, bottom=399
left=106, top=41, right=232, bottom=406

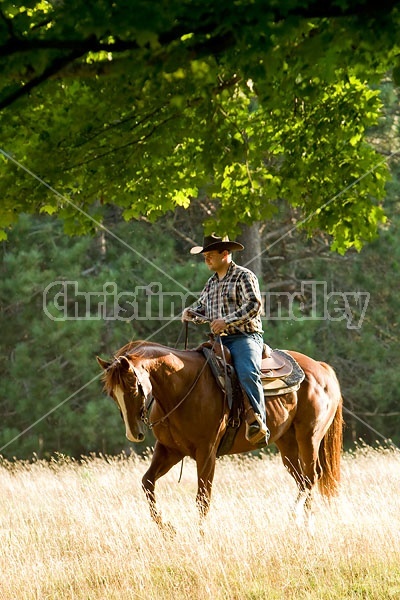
left=263, top=381, right=302, bottom=397
left=275, top=350, right=305, bottom=388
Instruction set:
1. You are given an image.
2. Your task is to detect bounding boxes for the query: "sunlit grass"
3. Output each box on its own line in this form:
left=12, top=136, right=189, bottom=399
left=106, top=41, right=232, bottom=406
left=1, top=446, right=399, bottom=599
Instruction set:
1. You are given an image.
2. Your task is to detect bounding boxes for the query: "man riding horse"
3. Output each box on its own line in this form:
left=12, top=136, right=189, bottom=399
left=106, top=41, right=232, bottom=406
left=182, top=234, right=269, bottom=445
left=97, top=234, right=343, bottom=531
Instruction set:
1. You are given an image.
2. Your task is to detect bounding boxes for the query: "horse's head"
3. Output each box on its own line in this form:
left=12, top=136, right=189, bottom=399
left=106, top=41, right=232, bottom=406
left=96, top=355, right=152, bottom=443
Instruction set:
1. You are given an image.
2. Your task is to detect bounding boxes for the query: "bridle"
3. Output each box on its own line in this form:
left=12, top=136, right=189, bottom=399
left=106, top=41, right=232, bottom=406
left=138, top=359, right=210, bottom=429
left=116, top=338, right=229, bottom=482
left=116, top=332, right=224, bottom=432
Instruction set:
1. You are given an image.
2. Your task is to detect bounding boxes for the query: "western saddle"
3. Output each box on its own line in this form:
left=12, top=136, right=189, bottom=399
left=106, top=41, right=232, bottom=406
left=197, top=339, right=305, bottom=454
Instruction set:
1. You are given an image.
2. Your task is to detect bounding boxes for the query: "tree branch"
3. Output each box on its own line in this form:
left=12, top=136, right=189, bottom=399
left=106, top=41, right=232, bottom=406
left=0, top=41, right=94, bottom=110
left=62, top=112, right=180, bottom=170
left=1, top=0, right=398, bottom=59
left=0, top=0, right=399, bottom=111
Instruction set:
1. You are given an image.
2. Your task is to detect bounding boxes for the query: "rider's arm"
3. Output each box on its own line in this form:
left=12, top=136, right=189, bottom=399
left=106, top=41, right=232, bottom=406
left=182, top=283, right=210, bottom=323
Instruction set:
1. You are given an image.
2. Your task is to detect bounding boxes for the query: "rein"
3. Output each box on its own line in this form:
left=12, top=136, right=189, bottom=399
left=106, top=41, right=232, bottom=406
left=137, top=322, right=227, bottom=475
left=140, top=351, right=211, bottom=429
left=134, top=312, right=253, bottom=430
left=124, top=332, right=230, bottom=484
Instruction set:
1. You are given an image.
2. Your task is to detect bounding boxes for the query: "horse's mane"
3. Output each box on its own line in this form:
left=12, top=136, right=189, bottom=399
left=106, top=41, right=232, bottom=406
left=101, top=361, right=129, bottom=395
left=102, top=340, right=177, bottom=394
left=102, top=339, right=204, bottom=395
left=114, top=340, right=165, bottom=359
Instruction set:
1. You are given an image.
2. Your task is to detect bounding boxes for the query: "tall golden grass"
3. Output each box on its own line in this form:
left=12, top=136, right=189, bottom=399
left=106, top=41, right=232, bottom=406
left=1, top=446, right=399, bottom=599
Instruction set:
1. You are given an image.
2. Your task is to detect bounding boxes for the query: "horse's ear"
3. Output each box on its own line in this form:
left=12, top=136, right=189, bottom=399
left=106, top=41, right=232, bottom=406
left=119, top=356, right=132, bottom=371
left=96, top=356, right=111, bottom=370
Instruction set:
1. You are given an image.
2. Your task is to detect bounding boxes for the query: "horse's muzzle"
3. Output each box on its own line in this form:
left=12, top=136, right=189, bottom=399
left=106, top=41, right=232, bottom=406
left=126, top=429, right=145, bottom=443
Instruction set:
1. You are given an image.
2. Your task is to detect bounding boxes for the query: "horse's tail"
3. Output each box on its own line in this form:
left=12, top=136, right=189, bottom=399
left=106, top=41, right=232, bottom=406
left=318, top=396, right=343, bottom=497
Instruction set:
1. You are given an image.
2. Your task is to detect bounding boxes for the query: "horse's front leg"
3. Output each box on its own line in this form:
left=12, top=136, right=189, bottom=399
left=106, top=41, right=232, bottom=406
left=141, top=441, right=183, bottom=535
left=195, top=447, right=217, bottom=529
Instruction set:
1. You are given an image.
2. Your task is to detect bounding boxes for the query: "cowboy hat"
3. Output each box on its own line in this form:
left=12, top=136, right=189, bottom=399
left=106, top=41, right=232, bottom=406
left=190, top=234, right=244, bottom=254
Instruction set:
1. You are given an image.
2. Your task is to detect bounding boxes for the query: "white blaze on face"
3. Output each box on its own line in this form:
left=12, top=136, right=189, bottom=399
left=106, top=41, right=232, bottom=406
left=113, top=384, right=137, bottom=442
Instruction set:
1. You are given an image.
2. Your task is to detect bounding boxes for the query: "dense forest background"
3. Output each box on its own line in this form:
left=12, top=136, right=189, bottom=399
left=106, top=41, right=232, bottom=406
left=1, top=0, right=400, bottom=458
left=1, top=77, right=399, bottom=459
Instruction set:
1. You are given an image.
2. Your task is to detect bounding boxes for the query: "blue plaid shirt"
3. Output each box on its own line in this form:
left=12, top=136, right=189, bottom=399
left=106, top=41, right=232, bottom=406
left=192, top=262, right=263, bottom=334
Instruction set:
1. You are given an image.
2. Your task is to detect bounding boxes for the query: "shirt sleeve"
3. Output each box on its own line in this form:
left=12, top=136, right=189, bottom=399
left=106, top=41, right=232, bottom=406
left=223, top=271, right=262, bottom=326
left=189, top=279, right=210, bottom=318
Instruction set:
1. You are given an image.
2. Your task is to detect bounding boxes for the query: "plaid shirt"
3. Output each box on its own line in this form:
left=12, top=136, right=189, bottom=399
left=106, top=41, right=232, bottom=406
left=193, top=261, right=263, bottom=334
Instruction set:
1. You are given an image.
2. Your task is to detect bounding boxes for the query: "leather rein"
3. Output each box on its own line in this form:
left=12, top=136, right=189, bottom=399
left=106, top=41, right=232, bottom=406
left=137, top=336, right=218, bottom=430
left=140, top=359, right=210, bottom=429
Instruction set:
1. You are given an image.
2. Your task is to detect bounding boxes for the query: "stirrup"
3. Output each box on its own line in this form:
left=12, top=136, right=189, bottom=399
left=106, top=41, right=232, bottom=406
left=245, top=413, right=268, bottom=445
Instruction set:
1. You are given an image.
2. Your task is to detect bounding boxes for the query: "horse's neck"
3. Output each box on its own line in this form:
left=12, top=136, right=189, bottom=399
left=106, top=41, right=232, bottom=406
left=145, top=351, right=197, bottom=399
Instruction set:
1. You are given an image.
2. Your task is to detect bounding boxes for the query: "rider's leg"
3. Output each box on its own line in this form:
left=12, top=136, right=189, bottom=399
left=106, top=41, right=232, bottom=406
left=222, top=332, right=269, bottom=442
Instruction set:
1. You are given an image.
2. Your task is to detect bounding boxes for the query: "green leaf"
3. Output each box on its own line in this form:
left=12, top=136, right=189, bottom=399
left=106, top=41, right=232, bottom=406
left=40, top=204, right=58, bottom=216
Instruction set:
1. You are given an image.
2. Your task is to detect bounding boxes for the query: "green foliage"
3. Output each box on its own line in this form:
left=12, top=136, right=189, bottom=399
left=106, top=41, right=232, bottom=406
left=0, top=212, right=208, bottom=458
left=0, top=1, right=398, bottom=252
left=259, top=200, right=400, bottom=446
left=2, top=187, right=400, bottom=458
left=1, top=3, right=400, bottom=456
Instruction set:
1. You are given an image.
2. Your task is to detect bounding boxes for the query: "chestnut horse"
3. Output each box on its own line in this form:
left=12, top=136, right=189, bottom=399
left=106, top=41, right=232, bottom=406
left=97, top=340, right=343, bottom=531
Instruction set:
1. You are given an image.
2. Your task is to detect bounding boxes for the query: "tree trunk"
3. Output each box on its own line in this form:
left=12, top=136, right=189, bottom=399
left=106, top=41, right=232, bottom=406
left=237, top=223, right=262, bottom=279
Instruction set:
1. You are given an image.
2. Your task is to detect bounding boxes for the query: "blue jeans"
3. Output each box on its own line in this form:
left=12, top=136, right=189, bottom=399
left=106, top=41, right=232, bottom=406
left=221, top=333, right=266, bottom=425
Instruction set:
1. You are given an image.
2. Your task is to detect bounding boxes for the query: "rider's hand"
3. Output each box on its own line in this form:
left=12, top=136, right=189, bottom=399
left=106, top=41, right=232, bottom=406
left=210, top=318, right=227, bottom=335
left=182, top=308, right=194, bottom=323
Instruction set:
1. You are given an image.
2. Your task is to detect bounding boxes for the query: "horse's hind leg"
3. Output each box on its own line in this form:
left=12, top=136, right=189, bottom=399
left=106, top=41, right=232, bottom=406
left=294, top=430, right=324, bottom=534
left=142, top=441, right=183, bottom=534
left=276, top=428, right=301, bottom=486
left=275, top=427, right=319, bottom=529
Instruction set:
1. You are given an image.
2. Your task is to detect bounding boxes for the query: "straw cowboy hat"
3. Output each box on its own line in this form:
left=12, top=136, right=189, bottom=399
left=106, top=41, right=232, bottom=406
left=190, top=234, right=244, bottom=254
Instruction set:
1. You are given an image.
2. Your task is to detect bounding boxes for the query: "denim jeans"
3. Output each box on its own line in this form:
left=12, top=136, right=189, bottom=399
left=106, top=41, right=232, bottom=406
left=221, top=332, right=266, bottom=425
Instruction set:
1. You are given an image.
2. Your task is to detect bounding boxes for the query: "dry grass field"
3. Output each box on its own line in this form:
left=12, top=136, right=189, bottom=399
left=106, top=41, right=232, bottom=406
left=0, top=445, right=399, bottom=600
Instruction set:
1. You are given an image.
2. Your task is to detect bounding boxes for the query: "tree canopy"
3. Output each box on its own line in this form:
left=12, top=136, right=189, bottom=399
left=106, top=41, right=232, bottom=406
left=1, top=1, right=400, bottom=250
